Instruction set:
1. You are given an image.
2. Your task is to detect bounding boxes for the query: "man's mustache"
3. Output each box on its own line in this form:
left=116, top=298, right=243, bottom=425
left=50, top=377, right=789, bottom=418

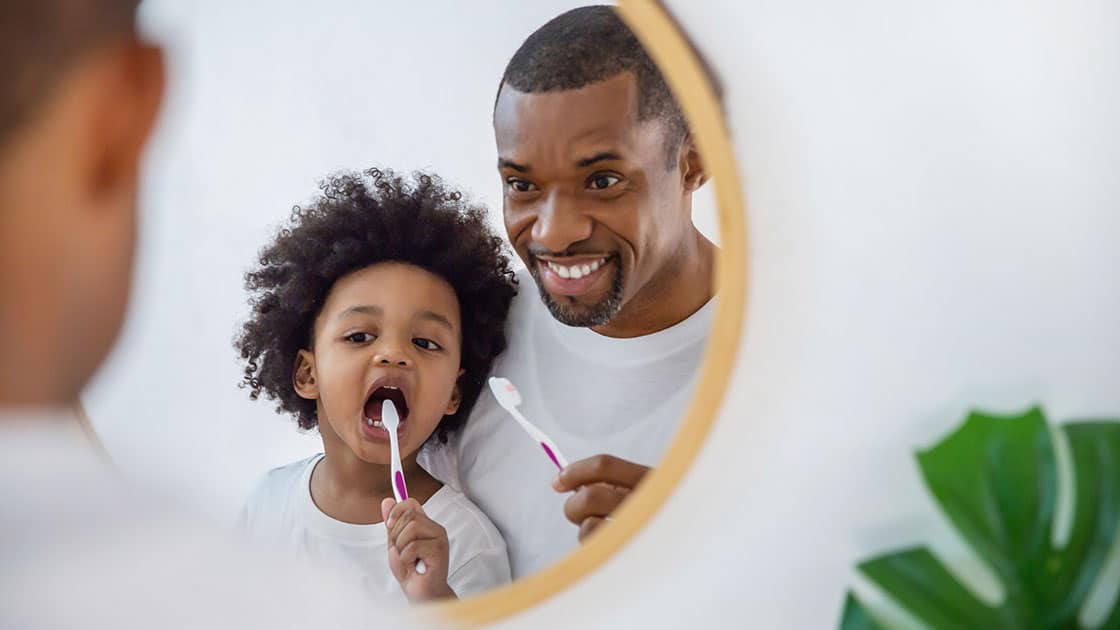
left=526, top=246, right=615, bottom=259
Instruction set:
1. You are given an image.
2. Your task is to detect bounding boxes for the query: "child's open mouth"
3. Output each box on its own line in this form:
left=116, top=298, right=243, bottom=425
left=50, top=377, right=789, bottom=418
left=362, top=383, right=410, bottom=432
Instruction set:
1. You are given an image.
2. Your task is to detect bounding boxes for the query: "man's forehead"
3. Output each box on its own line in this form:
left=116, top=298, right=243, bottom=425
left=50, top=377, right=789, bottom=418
left=494, top=74, right=643, bottom=149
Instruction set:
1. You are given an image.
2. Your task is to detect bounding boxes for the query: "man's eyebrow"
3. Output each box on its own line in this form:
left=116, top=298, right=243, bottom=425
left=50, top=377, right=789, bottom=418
left=575, top=151, right=623, bottom=168
left=498, top=158, right=529, bottom=173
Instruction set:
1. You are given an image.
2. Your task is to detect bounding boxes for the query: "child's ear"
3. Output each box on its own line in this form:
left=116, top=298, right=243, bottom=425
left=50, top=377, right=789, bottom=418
left=445, top=368, right=466, bottom=415
left=292, top=350, right=319, bottom=400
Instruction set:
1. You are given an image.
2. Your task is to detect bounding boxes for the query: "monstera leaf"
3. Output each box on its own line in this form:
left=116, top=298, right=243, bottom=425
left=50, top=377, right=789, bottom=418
left=841, top=407, right=1120, bottom=629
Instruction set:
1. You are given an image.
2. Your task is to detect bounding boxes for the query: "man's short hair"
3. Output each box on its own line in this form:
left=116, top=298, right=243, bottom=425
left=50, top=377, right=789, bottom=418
left=0, top=0, right=139, bottom=147
left=497, top=5, right=687, bottom=167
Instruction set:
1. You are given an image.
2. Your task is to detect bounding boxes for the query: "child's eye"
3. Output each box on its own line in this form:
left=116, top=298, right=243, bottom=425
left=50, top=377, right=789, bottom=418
left=345, top=332, right=374, bottom=343
left=506, top=177, right=537, bottom=194
left=412, top=338, right=442, bottom=351
left=588, top=174, right=622, bottom=190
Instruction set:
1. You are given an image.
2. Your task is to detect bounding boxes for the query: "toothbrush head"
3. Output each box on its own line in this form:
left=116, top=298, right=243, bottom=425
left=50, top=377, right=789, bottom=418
left=488, top=376, right=522, bottom=409
left=381, top=399, right=400, bottom=431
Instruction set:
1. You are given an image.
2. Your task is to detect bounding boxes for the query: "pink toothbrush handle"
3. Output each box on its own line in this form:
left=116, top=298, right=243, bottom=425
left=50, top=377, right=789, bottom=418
left=393, top=470, right=409, bottom=501
left=541, top=442, right=564, bottom=471
left=391, top=470, right=427, bottom=575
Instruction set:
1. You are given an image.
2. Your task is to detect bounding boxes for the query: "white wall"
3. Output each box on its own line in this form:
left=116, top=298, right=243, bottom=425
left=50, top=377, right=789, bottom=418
left=83, top=1, right=718, bottom=523
left=83, top=0, right=1119, bottom=628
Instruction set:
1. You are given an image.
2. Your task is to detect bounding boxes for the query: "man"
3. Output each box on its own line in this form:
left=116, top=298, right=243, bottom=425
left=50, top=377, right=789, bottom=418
left=425, top=6, right=716, bottom=578
left=0, top=2, right=387, bottom=626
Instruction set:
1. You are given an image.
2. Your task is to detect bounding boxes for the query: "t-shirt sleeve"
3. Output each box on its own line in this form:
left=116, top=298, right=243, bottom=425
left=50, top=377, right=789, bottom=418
left=447, top=544, right=512, bottom=598
left=438, top=490, right=512, bottom=598
left=238, top=473, right=274, bottom=534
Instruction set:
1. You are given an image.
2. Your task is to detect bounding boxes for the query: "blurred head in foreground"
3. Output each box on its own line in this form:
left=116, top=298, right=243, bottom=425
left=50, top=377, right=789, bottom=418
left=0, top=0, right=164, bottom=407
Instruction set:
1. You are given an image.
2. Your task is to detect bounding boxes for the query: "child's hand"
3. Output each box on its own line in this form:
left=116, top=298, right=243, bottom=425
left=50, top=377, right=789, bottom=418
left=381, top=497, right=456, bottom=602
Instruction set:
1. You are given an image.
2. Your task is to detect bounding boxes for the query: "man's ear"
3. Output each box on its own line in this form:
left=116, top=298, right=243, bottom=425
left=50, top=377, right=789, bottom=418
left=445, top=368, right=466, bottom=415
left=678, top=134, right=708, bottom=194
left=292, top=350, right=319, bottom=400
left=86, top=42, right=165, bottom=203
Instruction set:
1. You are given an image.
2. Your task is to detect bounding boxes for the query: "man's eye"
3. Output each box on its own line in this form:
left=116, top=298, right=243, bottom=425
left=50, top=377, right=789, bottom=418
left=506, top=178, right=537, bottom=193
left=345, top=332, right=373, bottom=343
left=588, top=174, right=621, bottom=190
left=413, top=338, right=442, bottom=351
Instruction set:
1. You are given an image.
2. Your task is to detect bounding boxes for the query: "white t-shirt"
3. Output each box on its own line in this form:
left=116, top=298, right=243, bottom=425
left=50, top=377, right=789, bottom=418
left=422, top=268, right=715, bottom=578
left=0, top=410, right=393, bottom=629
left=240, top=453, right=511, bottom=602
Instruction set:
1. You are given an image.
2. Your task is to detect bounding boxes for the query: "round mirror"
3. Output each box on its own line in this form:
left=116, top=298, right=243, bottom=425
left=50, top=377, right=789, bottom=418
left=82, top=1, right=745, bottom=623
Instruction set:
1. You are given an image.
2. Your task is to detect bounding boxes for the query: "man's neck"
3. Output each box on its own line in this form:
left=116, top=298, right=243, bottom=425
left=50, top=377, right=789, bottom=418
left=0, top=361, right=75, bottom=410
left=592, top=230, right=717, bottom=339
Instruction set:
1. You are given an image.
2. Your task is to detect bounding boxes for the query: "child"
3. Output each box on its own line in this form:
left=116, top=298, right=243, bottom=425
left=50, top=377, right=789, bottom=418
left=235, top=168, right=518, bottom=603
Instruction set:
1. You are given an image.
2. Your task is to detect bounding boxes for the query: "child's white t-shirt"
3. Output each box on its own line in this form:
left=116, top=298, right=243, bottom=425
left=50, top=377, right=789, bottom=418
left=240, top=453, right=511, bottom=603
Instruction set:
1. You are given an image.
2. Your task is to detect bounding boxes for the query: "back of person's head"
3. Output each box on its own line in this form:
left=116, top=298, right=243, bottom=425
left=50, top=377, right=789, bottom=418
left=236, top=168, right=518, bottom=444
left=498, top=5, right=686, bottom=166
left=0, top=1, right=164, bottom=406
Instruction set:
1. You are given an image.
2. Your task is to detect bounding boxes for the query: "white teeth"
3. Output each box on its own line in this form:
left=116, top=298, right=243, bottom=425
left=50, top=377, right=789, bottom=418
left=366, top=417, right=374, bottom=426
left=365, top=417, right=384, bottom=428
left=546, top=258, right=607, bottom=280
left=383, top=386, right=398, bottom=390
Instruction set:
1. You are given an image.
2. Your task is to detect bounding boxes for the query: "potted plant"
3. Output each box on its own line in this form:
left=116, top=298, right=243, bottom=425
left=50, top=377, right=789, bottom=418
left=842, top=407, right=1120, bottom=629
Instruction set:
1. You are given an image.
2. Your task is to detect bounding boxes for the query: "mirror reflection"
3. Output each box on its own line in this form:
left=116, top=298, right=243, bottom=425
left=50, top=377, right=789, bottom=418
left=84, top=1, right=720, bottom=604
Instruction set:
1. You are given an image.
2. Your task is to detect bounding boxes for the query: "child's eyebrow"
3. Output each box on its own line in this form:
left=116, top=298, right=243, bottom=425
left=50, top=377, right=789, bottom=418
left=417, top=310, right=456, bottom=333
left=338, top=305, right=455, bottom=333
left=337, top=305, right=381, bottom=319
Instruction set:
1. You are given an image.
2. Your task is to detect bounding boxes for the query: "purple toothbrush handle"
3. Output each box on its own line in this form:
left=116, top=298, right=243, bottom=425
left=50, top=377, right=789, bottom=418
left=541, top=442, right=563, bottom=471
left=394, top=470, right=409, bottom=501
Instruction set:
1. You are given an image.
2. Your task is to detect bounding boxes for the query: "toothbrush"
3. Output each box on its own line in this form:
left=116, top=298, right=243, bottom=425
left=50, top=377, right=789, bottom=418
left=381, top=399, right=427, bottom=575
left=487, top=377, right=569, bottom=470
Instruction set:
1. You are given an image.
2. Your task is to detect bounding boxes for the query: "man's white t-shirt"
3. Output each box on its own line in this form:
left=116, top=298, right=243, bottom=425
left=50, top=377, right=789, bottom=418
left=422, top=269, right=715, bottom=578
left=240, top=453, right=511, bottom=601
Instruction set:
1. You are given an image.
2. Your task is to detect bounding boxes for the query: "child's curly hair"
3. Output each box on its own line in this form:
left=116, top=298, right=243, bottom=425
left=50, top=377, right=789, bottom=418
left=235, top=168, right=518, bottom=443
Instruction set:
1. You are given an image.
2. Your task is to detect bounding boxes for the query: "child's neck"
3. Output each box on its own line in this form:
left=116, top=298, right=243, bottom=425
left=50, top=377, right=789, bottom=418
left=311, top=440, right=442, bottom=525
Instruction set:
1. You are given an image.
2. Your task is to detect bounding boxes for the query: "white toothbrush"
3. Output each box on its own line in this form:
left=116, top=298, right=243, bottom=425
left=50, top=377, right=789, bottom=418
left=487, top=377, right=569, bottom=470
left=381, top=399, right=427, bottom=575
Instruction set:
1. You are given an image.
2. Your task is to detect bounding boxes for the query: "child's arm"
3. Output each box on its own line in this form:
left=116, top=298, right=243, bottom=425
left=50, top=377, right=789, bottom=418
left=381, top=498, right=456, bottom=602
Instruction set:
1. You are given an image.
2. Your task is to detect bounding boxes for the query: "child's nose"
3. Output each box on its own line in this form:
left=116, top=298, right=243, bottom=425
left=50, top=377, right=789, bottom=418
left=372, top=344, right=411, bottom=368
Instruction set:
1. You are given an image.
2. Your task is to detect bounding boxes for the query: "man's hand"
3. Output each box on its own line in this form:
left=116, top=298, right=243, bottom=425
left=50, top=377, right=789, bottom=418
left=552, top=454, right=650, bottom=542
left=381, top=498, right=457, bottom=602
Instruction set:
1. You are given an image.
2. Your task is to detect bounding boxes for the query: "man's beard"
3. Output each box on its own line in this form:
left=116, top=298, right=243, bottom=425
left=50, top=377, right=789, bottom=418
left=529, top=257, right=625, bottom=328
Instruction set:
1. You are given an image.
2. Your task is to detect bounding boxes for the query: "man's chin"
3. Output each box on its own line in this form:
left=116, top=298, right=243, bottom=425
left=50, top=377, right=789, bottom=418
left=539, top=286, right=624, bottom=328
left=528, top=257, right=626, bottom=328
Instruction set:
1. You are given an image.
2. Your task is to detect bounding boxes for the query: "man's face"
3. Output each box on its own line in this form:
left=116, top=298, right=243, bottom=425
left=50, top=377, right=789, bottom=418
left=494, top=73, right=690, bottom=330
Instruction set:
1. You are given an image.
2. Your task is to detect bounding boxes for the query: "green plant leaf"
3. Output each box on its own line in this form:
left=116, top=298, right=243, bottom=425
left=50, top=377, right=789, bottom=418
left=839, top=592, right=886, bottom=630
left=845, top=407, right=1120, bottom=629
left=858, top=547, right=1011, bottom=629
left=1060, top=422, right=1120, bottom=626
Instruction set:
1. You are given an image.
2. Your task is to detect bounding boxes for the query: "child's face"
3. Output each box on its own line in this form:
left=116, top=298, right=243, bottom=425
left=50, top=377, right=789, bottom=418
left=296, top=262, right=464, bottom=465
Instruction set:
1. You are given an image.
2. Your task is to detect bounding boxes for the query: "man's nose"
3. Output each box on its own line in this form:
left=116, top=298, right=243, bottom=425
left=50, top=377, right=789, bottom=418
left=531, top=191, right=593, bottom=254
